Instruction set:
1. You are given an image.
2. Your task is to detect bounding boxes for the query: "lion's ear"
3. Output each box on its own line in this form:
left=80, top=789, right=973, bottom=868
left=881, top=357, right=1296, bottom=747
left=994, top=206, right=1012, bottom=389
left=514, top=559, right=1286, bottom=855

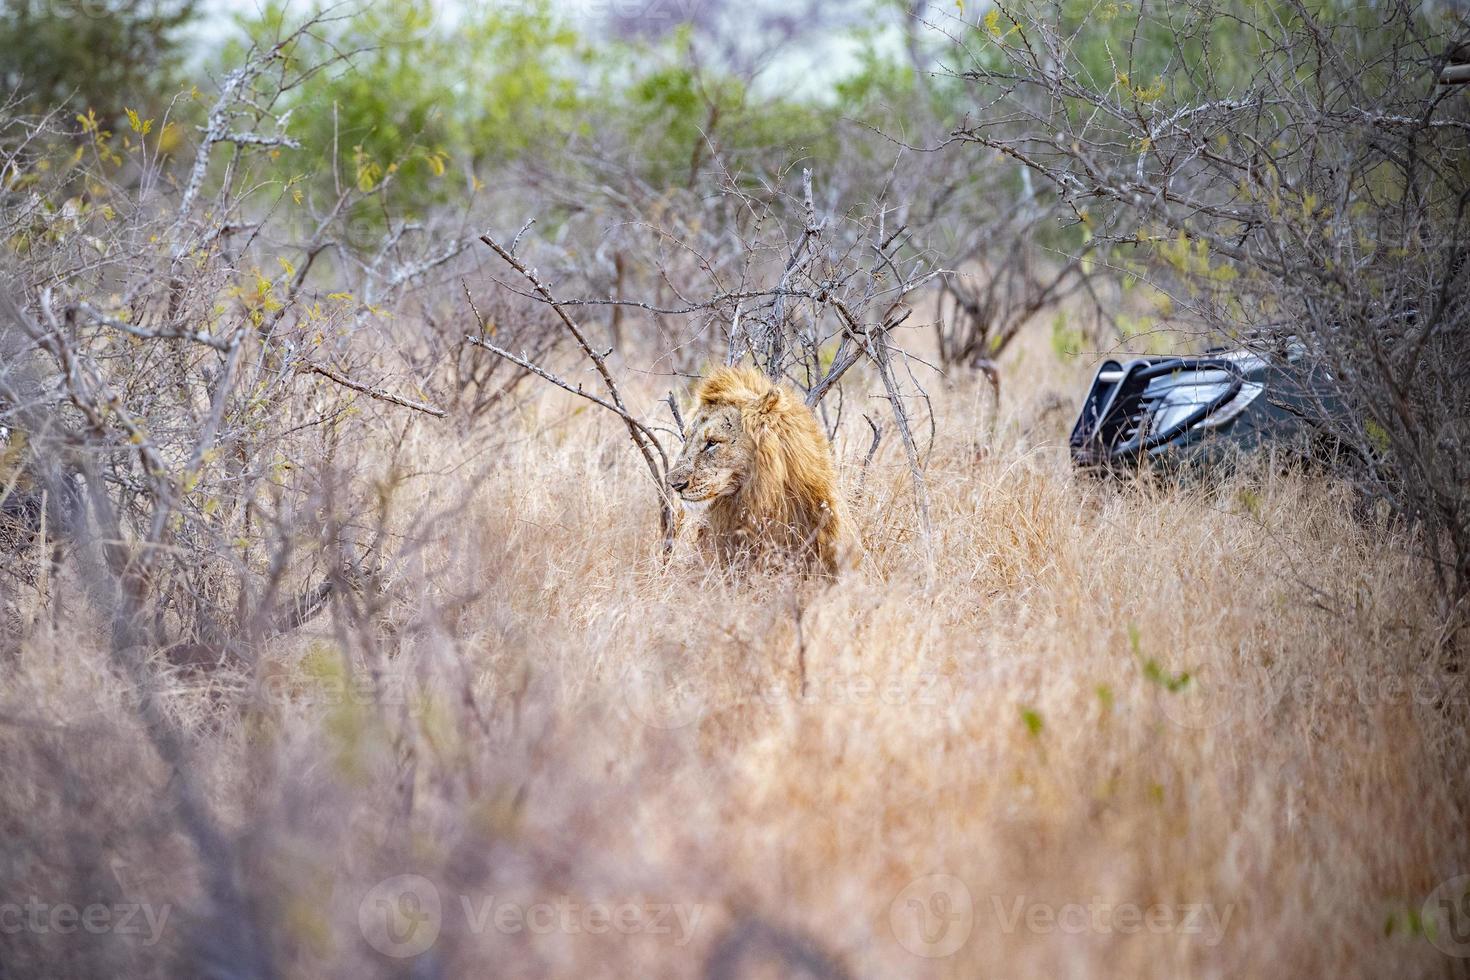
left=754, top=388, right=782, bottom=416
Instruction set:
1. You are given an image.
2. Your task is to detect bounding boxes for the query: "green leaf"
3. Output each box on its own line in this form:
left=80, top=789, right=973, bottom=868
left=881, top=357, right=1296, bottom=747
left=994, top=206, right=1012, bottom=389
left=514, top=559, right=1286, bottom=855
left=1141, top=658, right=1192, bottom=693
left=1020, top=707, right=1044, bottom=738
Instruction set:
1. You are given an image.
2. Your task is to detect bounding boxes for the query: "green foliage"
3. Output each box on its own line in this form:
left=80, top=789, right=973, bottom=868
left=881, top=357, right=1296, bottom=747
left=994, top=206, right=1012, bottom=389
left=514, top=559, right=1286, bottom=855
left=1141, top=658, right=1192, bottom=693
left=1050, top=312, right=1082, bottom=360
left=1364, top=418, right=1390, bottom=455
left=599, top=29, right=837, bottom=190
left=0, top=0, right=197, bottom=126
left=1031, top=0, right=1283, bottom=104
left=832, top=39, right=923, bottom=121
left=1382, top=905, right=1431, bottom=939
left=617, top=40, right=740, bottom=189
left=224, top=3, right=845, bottom=207
left=1129, top=622, right=1193, bottom=693
left=831, top=17, right=985, bottom=138
left=229, top=1, right=588, bottom=210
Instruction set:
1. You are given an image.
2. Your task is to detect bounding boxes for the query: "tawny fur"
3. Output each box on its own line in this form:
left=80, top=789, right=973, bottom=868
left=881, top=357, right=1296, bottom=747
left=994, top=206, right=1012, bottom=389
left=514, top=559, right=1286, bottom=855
left=666, top=366, right=846, bottom=574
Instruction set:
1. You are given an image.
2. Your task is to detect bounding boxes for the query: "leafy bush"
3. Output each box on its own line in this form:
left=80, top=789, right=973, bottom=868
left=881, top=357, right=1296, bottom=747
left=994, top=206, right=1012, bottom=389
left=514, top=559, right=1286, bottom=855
left=228, top=1, right=588, bottom=213
left=0, top=0, right=197, bottom=126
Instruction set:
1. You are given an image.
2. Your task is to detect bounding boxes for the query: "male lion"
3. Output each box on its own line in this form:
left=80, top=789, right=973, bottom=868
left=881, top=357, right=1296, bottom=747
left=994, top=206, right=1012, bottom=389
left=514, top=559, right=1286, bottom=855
left=667, top=366, right=846, bottom=573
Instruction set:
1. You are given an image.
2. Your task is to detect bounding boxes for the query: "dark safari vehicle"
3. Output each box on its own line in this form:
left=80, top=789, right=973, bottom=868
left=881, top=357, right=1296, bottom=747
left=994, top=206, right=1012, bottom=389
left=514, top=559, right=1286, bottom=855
left=1068, top=347, right=1341, bottom=472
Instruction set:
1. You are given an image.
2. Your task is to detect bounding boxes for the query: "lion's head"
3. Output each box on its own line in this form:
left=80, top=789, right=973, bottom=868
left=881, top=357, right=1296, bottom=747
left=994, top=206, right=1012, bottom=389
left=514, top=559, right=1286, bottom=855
left=667, top=366, right=846, bottom=573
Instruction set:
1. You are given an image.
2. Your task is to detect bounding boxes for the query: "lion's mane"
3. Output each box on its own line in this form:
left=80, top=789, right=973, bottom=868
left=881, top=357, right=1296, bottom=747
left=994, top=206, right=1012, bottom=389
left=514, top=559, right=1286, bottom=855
left=689, top=366, right=846, bottom=573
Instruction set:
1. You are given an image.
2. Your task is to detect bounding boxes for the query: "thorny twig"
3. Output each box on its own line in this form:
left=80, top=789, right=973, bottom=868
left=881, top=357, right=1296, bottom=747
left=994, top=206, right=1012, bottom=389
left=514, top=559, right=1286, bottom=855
left=463, top=251, right=677, bottom=550
left=304, top=361, right=446, bottom=419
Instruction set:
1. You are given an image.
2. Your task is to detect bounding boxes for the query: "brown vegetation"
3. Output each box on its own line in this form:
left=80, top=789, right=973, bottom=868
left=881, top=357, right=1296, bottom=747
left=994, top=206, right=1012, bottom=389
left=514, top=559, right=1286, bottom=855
left=1, top=3, right=1468, bottom=977
left=3, top=326, right=1467, bottom=977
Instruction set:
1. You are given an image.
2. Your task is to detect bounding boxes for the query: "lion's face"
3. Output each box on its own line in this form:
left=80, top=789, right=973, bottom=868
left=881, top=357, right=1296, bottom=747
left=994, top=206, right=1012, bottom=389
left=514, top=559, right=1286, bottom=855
left=666, top=404, right=754, bottom=506
left=664, top=365, right=846, bottom=573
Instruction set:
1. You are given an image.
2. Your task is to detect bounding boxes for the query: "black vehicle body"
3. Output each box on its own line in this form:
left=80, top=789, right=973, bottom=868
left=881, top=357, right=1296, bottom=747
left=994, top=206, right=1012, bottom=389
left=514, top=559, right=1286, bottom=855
left=1069, top=348, right=1339, bottom=472
left=0, top=424, right=86, bottom=550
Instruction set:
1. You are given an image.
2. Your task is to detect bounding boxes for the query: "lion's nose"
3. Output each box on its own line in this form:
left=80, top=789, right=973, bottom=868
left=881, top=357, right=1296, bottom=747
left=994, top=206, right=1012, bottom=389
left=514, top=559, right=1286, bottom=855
left=669, top=476, right=690, bottom=493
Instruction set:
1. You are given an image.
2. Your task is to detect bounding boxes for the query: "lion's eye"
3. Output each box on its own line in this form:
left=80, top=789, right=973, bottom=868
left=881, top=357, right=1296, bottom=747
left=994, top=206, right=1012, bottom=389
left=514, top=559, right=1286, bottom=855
left=703, top=439, right=718, bottom=453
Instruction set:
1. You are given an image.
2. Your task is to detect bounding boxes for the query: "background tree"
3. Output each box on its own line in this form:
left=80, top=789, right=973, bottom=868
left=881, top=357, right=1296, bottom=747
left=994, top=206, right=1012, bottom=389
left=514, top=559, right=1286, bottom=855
left=0, top=0, right=197, bottom=126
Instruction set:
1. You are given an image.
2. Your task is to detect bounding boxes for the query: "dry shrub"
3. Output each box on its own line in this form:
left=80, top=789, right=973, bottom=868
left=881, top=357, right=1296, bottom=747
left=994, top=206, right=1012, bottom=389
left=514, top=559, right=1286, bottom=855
left=0, top=10, right=1466, bottom=978
left=2, top=321, right=1466, bottom=977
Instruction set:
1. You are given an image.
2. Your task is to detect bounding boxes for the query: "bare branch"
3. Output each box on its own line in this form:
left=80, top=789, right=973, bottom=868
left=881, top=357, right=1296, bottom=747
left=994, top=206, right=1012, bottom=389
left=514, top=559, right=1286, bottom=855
left=664, top=391, right=687, bottom=442
left=474, top=234, right=675, bottom=548
left=304, top=362, right=446, bottom=418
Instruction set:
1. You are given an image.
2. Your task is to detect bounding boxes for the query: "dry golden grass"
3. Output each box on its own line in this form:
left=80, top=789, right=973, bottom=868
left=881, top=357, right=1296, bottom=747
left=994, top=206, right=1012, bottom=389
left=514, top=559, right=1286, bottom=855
left=2, top=325, right=1467, bottom=978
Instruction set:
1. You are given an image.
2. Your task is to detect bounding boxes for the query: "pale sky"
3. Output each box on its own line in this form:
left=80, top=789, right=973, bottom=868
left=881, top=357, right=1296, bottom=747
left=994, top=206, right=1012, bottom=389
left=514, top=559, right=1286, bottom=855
left=189, top=0, right=912, bottom=100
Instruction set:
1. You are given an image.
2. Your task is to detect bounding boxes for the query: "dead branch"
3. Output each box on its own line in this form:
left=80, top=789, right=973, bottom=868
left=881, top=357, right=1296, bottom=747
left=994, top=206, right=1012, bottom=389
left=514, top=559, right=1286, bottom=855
left=861, top=413, right=884, bottom=480
left=76, top=301, right=236, bottom=351
left=461, top=335, right=645, bottom=433
left=840, top=299, right=933, bottom=548
left=463, top=255, right=676, bottom=549
left=304, top=361, right=446, bottom=419
left=664, top=391, right=687, bottom=442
